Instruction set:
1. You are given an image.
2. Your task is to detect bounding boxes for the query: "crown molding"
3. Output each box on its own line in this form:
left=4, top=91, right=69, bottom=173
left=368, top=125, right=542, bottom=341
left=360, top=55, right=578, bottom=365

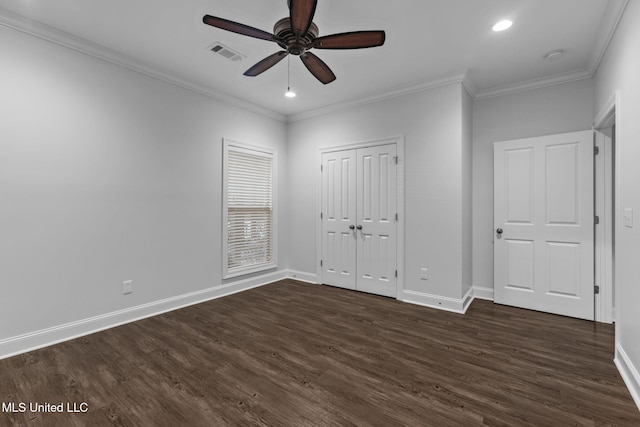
left=474, top=0, right=627, bottom=101
left=474, top=69, right=592, bottom=100
left=287, top=0, right=629, bottom=121
left=0, top=7, right=286, bottom=123
left=288, top=72, right=469, bottom=123
left=587, top=0, right=629, bottom=76
left=2, top=0, right=628, bottom=122
left=461, top=70, right=478, bottom=99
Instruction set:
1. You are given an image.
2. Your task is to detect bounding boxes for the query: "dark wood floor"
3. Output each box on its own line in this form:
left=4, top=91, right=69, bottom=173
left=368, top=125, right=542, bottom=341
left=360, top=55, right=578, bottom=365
left=1, top=280, right=639, bottom=426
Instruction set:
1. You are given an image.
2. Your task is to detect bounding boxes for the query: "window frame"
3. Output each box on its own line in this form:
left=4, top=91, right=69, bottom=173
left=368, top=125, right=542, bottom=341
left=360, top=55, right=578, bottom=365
left=222, top=139, right=277, bottom=279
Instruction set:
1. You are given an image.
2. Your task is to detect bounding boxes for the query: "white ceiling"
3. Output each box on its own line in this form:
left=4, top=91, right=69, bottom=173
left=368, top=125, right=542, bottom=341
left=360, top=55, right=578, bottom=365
left=0, top=0, right=626, bottom=119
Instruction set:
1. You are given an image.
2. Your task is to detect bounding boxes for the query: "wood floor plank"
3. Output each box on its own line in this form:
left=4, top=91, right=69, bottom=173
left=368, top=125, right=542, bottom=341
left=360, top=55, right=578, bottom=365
left=1, top=279, right=639, bottom=426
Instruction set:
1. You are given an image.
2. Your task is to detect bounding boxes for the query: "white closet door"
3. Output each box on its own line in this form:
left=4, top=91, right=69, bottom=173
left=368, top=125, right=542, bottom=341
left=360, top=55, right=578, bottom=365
left=321, top=144, right=397, bottom=298
left=321, top=150, right=357, bottom=290
left=355, top=144, right=397, bottom=297
left=494, top=130, right=595, bottom=320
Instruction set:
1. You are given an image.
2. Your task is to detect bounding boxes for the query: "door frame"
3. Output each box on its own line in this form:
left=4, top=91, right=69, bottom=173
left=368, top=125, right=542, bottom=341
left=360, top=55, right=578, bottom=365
left=316, top=136, right=405, bottom=299
left=593, top=90, right=620, bottom=324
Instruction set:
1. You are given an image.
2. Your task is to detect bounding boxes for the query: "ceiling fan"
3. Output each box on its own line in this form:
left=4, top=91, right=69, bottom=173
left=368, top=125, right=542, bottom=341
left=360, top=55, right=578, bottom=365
left=203, top=0, right=386, bottom=84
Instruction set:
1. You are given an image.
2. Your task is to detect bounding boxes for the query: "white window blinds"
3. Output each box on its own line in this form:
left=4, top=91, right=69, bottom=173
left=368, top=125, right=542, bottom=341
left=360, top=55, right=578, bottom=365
left=223, top=142, right=275, bottom=277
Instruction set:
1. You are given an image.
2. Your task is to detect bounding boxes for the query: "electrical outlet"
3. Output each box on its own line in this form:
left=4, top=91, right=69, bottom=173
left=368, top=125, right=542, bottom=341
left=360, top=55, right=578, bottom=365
left=123, top=280, right=133, bottom=295
left=420, top=268, right=429, bottom=280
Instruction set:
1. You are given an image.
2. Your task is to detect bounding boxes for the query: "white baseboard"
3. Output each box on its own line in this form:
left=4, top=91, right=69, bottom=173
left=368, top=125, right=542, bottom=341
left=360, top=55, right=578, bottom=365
left=614, top=343, right=640, bottom=411
left=0, top=271, right=511, bottom=360
left=400, top=287, right=474, bottom=314
left=0, top=270, right=289, bottom=361
left=286, top=270, right=318, bottom=284
left=473, top=285, right=494, bottom=301
left=293, top=273, right=480, bottom=316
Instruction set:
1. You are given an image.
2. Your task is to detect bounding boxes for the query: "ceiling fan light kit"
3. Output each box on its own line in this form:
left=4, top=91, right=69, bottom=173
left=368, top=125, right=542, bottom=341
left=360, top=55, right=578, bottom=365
left=285, top=55, right=296, bottom=98
left=202, top=0, right=386, bottom=85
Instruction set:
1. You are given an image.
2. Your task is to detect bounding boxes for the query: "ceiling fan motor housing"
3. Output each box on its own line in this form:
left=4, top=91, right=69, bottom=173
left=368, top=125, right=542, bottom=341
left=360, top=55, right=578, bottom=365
left=274, top=17, right=319, bottom=55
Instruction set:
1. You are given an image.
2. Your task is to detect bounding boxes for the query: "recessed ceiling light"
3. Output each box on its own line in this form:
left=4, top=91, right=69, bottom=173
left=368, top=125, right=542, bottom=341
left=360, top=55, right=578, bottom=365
left=544, top=49, right=564, bottom=60
left=492, top=19, right=513, bottom=32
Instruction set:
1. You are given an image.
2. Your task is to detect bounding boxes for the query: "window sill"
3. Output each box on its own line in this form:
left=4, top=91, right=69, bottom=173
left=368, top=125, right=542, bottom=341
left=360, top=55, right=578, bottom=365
left=223, top=262, right=278, bottom=280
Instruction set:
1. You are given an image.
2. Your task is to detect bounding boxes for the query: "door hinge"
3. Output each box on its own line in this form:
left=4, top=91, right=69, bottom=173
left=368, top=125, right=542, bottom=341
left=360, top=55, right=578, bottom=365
left=320, top=212, right=323, bottom=219
left=594, top=146, right=600, bottom=155
left=395, top=213, right=398, bottom=222
left=595, top=285, right=600, bottom=295
left=595, top=215, right=600, bottom=225
left=321, top=164, right=323, bottom=172
left=395, top=270, right=398, bottom=278
left=393, top=156, right=399, bottom=164
left=320, top=260, right=323, bottom=267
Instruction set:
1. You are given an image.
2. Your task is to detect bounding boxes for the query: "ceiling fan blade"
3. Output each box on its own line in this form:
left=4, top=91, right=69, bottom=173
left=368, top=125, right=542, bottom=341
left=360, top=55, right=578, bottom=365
left=289, top=0, right=317, bottom=37
left=300, top=52, right=336, bottom=84
left=312, top=31, right=386, bottom=49
left=203, top=15, right=277, bottom=42
left=244, top=51, right=289, bottom=77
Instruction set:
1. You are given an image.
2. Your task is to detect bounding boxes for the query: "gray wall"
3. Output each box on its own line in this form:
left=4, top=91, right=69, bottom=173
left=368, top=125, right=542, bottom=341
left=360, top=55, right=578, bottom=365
left=594, top=0, right=640, bottom=398
left=287, top=83, right=472, bottom=301
left=471, top=79, right=595, bottom=293
left=461, top=86, right=473, bottom=296
left=0, top=25, right=288, bottom=341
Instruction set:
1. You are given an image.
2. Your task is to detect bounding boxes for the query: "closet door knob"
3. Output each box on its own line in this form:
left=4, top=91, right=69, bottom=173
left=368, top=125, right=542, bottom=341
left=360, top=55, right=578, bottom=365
left=496, top=228, right=503, bottom=235
left=349, top=225, right=355, bottom=230
left=356, top=225, right=363, bottom=230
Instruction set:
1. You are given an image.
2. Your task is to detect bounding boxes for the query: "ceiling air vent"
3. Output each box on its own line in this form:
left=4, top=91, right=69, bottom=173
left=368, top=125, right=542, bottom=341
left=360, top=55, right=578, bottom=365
left=209, top=42, right=245, bottom=62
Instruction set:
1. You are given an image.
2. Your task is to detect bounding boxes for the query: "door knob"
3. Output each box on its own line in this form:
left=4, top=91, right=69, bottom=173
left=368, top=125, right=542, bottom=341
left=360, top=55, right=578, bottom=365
left=349, top=225, right=355, bottom=230
left=496, top=228, right=503, bottom=235
left=357, top=225, right=363, bottom=230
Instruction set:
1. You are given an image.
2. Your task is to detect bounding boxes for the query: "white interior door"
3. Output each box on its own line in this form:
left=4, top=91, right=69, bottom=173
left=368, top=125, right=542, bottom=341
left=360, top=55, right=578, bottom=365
left=321, top=144, right=397, bottom=297
left=321, top=150, right=357, bottom=290
left=494, top=130, right=595, bottom=320
left=356, top=144, right=397, bottom=297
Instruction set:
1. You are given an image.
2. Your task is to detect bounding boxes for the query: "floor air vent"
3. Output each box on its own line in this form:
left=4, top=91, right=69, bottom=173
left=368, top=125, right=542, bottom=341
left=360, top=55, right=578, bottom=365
left=209, top=42, right=244, bottom=62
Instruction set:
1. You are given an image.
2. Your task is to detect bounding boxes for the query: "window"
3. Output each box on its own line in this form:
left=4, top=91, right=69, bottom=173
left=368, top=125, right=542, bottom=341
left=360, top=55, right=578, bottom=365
left=223, top=140, right=276, bottom=278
